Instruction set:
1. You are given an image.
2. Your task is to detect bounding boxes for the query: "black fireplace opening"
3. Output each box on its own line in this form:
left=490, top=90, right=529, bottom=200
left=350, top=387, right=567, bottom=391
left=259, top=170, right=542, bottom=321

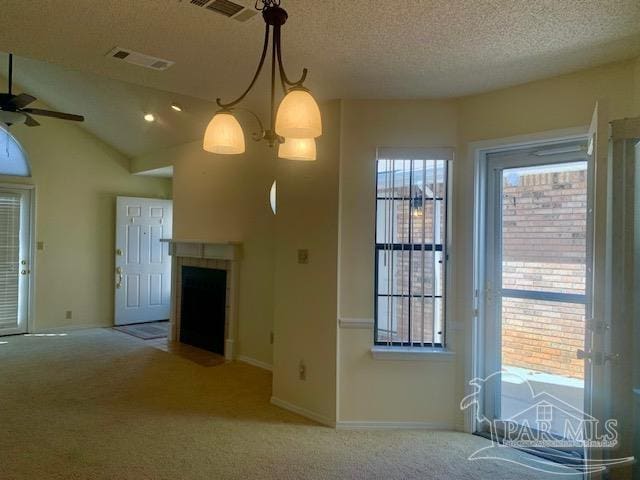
left=180, top=266, right=227, bottom=355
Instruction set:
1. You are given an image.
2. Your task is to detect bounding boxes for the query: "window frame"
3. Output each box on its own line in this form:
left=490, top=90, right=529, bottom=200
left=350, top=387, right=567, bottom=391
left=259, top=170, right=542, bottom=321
left=373, top=156, right=450, bottom=349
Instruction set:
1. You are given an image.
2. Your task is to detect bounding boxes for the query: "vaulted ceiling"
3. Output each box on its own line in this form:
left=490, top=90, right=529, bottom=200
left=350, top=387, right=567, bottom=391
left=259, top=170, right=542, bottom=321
left=0, top=55, right=217, bottom=158
left=0, top=0, right=638, bottom=158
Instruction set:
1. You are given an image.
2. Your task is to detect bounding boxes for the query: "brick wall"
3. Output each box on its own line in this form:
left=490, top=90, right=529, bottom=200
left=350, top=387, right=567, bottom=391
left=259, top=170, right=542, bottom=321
left=501, top=167, right=587, bottom=379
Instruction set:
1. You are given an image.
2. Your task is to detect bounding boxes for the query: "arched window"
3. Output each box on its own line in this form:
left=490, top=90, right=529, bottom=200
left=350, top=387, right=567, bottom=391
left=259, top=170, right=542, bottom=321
left=0, top=124, right=30, bottom=177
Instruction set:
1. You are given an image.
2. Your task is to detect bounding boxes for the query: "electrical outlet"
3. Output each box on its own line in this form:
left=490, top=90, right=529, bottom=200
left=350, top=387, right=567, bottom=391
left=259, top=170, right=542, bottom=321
left=297, top=249, right=309, bottom=264
left=298, top=360, right=306, bottom=381
left=37, top=241, right=44, bottom=251
left=65, top=310, right=72, bottom=320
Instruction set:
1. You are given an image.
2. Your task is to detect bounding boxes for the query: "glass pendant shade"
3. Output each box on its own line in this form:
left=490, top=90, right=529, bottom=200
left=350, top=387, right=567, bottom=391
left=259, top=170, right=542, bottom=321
left=275, top=89, right=322, bottom=139
left=203, top=112, right=245, bottom=154
left=278, top=137, right=317, bottom=161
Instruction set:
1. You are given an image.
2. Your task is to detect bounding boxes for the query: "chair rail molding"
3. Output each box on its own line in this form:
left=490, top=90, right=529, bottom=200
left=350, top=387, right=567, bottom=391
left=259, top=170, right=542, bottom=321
left=338, top=317, right=374, bottom=329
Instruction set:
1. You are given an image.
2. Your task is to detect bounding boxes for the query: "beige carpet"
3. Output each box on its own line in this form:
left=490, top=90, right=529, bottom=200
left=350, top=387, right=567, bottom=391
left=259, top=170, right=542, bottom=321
left=0, top=329, right=579, bottom=479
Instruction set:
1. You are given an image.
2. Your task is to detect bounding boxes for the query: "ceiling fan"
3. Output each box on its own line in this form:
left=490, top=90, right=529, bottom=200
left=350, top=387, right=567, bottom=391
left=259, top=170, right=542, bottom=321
left=0, top=53, right=84, bottom=127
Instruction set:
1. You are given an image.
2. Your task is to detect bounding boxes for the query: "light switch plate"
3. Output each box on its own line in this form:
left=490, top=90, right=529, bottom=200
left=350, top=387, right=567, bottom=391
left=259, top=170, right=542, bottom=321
left=297, top=249, right=309, bottom=264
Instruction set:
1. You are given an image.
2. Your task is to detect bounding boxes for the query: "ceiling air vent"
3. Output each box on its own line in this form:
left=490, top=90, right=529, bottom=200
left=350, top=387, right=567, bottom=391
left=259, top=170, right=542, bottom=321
left=106, top=47, right=175, bottom=71
left=207, top=0, right=244, bottom=16
left=187, top=0, right=258, bottom=22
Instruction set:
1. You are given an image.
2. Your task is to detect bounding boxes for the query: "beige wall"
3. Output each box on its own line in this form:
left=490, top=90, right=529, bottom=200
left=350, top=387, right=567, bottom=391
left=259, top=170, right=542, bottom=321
left=272, top=101, right=341, bottom=423
left=135, top=57, right=639, bottom=427
left=337, top=59, right=637, bottom=426
left=0, top=116, right=171, bottom=331
left=150, top=138, right=276, bottom=367
left=451, top=58, right=637, bottom=426
left=633, top=57, right=640, bottom=117
left=337, top=99, right=459, bottom=425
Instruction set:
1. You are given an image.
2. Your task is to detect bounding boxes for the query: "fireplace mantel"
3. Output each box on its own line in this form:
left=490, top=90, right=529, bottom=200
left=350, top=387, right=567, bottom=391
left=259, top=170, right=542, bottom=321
left=163, top=239, right=242, bottom=360
left=161, top=239, right=243, bottom=261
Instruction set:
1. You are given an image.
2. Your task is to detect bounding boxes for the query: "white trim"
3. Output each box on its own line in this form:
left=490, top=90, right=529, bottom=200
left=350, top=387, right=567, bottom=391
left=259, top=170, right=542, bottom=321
left=236, top=355, right=273, bottom=371
left=336, top=420, right=455, bottom=430
left=466, top=126, right=590, bottom=434
left=270, top=396, right=335, bottom=427
left=33, top=324, right=106, bottom=334
left=224, top=339, right=235, bottom=361
left=377, top=146, right=455, bottom=161
left=338, top=317, right=374, bottom=329
left=371, top=346, right=455, bottom=361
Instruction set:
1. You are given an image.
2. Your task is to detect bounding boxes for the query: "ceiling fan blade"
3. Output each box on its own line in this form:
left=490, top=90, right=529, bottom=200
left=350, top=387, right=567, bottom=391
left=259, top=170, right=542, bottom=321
left=22, top=108, right=84, bottom=122
left=23, top=114, right=40, bottom=127
left=8, top=93, right=36, bottom=109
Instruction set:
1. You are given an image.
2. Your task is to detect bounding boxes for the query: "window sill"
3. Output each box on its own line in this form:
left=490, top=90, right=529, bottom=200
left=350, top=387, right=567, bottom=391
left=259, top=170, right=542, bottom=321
left=370, top=346, right=455, bottom=361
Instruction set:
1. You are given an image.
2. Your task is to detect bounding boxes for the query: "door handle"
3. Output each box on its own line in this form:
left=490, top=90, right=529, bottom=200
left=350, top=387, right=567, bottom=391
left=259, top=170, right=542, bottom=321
left=577, top=349, right=620, bottom=365
left=576, top=349, right=590, bottom=360
left=115, top=267, right=123, bottom=289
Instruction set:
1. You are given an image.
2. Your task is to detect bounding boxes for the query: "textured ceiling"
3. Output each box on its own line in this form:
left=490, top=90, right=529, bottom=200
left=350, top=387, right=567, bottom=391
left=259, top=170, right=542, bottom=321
left=0, top=0, right=638, bottom=103
left=0, top=1, right=638, bottom=159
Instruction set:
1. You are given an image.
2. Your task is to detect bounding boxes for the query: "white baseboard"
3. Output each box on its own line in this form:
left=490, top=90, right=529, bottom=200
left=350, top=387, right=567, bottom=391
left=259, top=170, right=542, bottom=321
left=32, top=324, right=107, bottom=334
left=335, top=420, right=456, bottom=430
left=270, top=396, right=335, bottom=427
left=236, top=355, right=273, bottom=372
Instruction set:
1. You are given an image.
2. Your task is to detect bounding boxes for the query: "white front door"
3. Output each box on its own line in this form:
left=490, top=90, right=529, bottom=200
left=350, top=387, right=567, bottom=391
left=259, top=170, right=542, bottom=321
left=114, top=197, right=172, bottom=326
left=0, top=185, right=33, bottom=336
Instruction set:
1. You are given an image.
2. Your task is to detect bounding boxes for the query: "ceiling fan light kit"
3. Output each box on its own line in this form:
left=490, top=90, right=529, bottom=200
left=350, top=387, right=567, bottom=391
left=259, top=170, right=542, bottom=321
left=203, top=0, right=322, bottom=161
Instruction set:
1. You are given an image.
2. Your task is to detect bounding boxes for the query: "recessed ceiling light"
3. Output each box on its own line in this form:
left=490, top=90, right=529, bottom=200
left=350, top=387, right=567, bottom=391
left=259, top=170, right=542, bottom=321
left=144, top=113, right=155, bottom=122
left=171, top=103, right=182, bottom=112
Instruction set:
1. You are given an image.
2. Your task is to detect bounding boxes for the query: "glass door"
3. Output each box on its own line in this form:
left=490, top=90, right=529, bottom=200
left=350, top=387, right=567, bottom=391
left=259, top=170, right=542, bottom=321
left=0, top=186, right=32, bottom=335
left=483, top=141, right=591, bottom=446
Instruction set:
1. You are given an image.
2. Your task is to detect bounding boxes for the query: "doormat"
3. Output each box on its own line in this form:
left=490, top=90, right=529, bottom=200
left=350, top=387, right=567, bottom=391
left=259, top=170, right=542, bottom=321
left=114, top=321, right=169, bottom=340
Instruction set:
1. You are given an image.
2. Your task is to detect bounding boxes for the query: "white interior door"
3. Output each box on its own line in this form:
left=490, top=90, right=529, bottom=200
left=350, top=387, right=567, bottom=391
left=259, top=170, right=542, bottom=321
left=115, top=196, right=172, bottom=326
left=0, top=185, right=33, bottom=336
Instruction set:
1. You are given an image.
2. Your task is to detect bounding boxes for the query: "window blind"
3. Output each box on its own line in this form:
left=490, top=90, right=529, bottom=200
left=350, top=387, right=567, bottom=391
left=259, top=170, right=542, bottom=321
left=374, top=147, right=452, bottom=347
left=0, top=192, right=21, bottom=328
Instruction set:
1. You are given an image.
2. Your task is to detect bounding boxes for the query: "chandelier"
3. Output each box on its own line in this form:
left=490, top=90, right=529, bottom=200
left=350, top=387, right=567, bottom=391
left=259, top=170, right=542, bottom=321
left=203, top=0, right=322, bottom=161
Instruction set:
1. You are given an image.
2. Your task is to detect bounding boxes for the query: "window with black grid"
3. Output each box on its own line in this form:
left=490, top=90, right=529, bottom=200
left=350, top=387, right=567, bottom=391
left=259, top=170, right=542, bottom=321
left=375, top=149, right=450, bottom=347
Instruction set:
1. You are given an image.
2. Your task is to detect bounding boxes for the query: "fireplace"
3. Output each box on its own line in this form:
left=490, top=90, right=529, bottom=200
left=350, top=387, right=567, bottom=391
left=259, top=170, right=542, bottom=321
left=180, top=266, right=227, bottom=355
left=163, top=239, right=242, bottom=360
